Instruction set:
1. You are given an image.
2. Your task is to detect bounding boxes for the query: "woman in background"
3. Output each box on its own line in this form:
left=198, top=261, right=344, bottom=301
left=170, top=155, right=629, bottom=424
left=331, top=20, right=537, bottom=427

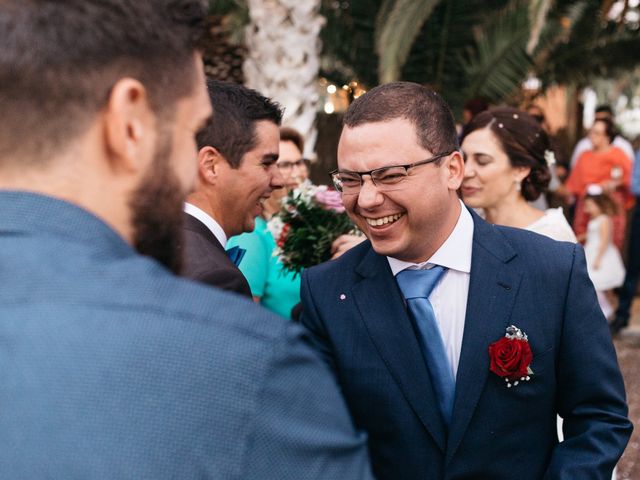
left=227, top=127, right=308, bottom=319
left=562, top=117, right=632, bottom=249
left=460, top=107, right=576, bottom=243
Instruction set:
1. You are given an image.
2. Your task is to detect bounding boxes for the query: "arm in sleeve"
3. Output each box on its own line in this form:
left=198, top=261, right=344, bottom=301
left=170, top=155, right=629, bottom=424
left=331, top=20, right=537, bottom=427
left=564, top=156, right=584, bottom=195
left=240, top=323, right=374, bottom=480
left=544, top=244, right=633, bottom=479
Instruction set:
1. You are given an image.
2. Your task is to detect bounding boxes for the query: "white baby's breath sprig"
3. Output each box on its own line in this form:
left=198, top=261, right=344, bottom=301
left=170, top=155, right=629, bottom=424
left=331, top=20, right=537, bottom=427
left=544, top=149, right=556, bottom=167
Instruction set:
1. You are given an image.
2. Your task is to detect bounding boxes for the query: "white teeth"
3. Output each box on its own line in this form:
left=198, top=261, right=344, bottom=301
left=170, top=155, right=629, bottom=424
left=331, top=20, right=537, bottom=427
left=366, top=213, right=402, bottom=226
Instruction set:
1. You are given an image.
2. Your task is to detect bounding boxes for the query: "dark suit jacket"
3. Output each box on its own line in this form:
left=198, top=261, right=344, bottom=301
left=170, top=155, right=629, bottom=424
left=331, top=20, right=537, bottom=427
left=180, top=212, right=252, bottom=297
left=0, top=191, right=374, bottom=479
left=300, top=210, right=632, bottom=480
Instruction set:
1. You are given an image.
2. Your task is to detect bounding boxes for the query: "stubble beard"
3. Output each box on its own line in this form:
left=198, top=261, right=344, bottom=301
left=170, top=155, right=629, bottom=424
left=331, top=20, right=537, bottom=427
left=128, top=132, right=186, bottom=274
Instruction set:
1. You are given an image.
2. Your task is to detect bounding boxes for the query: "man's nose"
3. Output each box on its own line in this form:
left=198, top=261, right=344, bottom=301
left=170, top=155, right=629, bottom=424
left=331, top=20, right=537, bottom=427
left=357, top=176, right=383, bottom=208
left=270, top=164, right=285, bottom=189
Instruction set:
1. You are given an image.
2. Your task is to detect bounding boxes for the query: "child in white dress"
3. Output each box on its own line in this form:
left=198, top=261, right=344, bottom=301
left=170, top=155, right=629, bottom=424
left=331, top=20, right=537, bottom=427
left=583, top=185, right=626, bottom=318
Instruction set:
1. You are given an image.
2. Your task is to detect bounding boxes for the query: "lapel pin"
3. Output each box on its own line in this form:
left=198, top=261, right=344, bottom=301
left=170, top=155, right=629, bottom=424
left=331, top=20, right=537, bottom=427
left=339, top=294, right=346, bottom=300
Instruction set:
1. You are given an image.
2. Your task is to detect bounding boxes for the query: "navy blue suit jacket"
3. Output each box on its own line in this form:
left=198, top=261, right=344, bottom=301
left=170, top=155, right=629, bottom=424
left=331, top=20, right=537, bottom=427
left=0, top=192, right=373, bottom=479
left=301, top=210, right=632, bottom=480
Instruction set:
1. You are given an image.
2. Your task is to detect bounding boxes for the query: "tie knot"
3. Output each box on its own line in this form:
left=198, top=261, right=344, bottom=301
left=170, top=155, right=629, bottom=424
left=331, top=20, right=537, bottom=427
left=396, top=266, right=447, bottom=299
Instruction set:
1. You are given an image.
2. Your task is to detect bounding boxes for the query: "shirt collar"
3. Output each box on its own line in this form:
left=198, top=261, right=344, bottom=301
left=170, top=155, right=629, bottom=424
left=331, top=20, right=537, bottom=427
left=387, top=200, right=474, bottom=276
left=183, top=202, right=228, bottom=248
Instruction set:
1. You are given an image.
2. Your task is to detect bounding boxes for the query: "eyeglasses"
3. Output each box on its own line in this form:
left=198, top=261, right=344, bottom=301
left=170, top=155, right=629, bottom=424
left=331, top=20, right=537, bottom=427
left=330, top=152, right=452, bottom=194
left=277, top=159, right=306, bottom=171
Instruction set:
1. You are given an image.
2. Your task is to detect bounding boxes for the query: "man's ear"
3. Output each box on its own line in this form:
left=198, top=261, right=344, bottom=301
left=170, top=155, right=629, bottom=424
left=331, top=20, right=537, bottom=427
left=446, top=151, right=465, bottom=190
left=198, top=146, right=227, bottom=185
left=102, top=78, right=155, bottom=174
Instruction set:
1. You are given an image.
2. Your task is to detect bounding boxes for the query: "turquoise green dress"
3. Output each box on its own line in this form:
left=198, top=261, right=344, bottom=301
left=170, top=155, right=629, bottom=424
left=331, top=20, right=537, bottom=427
left=227, top=217, right=300, bottom=319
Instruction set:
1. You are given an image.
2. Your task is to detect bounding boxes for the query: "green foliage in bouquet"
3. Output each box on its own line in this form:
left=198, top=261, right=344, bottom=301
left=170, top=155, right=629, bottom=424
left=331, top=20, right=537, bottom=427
left=269, top=183, right=358, bottom=276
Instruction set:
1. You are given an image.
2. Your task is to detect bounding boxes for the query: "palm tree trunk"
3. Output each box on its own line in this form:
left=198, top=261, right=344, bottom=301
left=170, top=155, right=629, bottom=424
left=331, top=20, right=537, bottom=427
left=243, top=0, right=325, bottom=157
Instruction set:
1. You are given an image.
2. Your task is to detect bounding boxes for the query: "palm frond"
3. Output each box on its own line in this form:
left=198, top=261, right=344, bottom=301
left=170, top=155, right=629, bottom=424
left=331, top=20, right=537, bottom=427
left=530, top=0, right=588, bottom=70
left=401, top=0, right=485, bottom=113
left=374, top=0, right=443, bottom=83
left=527, top=0, right=553, bottom=54
left=536, top=1, right=640, bottom=87
left=320, top=0, right=383, bottom=88
left=460, top=0, right=532, bottom=103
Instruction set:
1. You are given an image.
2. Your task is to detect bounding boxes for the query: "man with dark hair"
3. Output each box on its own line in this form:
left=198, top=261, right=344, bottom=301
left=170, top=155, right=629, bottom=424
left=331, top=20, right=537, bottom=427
left=300, top=81, right=631, bottom=479
left=570, top=104, right=634, bottom=166
left=180, top=79, right=284, bottom=296
left=0, top=2, right=373, bottom=478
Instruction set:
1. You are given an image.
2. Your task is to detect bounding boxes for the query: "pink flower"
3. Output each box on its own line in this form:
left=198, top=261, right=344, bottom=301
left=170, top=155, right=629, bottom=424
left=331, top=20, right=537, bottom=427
left=314, top=188, right=345, bottom=213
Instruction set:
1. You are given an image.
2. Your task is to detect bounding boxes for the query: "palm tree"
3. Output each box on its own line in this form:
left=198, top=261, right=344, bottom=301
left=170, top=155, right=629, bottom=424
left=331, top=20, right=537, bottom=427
left=204, top=1, right=249, bottom=83
left=207, top=0, right=325, bottom=156
left=321, top=0, right=640, bottom=115
left=245, top=0, right=325, bottom=156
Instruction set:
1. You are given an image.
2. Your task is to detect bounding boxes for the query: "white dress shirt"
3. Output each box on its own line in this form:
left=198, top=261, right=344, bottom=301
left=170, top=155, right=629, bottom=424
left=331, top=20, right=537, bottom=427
left=387, top=201, right=474, bottom=379
left=183, top=203, right=227, bottom=248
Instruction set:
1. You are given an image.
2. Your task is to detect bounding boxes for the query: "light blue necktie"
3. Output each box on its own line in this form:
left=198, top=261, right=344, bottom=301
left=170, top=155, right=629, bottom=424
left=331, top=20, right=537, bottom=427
left=226, top=246, right=246, bottom=267
left=396, top=266, right=455, bottom=427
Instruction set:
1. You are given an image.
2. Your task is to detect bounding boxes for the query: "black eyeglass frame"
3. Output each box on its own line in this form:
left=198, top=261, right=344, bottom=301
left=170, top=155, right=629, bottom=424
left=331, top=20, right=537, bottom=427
left=329, top=151, right=453, bottom=193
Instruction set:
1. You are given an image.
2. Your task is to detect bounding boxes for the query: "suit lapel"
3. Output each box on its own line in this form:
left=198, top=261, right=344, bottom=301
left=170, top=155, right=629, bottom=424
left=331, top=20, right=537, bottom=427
left=353, top=249, right=447, bottom=452
left=445, top=214, right=522, bottom=464
left=182, top=213, right=226, bottom=253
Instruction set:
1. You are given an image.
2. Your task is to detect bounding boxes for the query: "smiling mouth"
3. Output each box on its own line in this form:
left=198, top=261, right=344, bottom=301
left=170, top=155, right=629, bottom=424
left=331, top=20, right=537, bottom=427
left=364, top=213, right=404, bottom=227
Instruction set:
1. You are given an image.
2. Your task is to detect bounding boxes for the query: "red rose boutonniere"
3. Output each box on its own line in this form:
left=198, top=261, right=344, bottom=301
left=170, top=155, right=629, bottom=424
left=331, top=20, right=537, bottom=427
left=488, top=325, right=534, bottom=388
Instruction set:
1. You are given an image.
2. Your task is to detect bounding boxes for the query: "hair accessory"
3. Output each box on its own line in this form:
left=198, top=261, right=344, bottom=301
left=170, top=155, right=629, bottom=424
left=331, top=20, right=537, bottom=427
left=586, top=184, right=603, bottom=196
left=513, top=114, right=519, bottom=119
left=544, top=149, right=556, bottom=167
left=498, top=123, right=504, bottom=128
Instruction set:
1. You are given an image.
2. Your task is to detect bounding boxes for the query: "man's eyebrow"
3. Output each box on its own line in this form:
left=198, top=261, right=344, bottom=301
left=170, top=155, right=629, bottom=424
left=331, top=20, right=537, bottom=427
left=262, top=153, right=279, bottom=163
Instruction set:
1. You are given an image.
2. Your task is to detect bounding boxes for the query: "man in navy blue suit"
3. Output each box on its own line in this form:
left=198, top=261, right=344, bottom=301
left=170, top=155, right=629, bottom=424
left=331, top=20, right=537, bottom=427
left=0, top=1, right=373, bottom=478
left=300, top=82, right=632, bottom=479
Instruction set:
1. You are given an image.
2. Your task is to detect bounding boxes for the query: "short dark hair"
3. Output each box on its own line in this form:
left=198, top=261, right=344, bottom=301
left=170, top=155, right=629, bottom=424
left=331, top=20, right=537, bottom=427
left=197, top=80, right=284, bottom=168
left=280, top=127, right=305, bottom=155
left=595, top=105, right=614, bottom=116
left=0, top=0, right=209, bottom=166
left=343, top=82, right=459, bottom=157
left=593, top=118, right=617, bottom=143
left=461, top=107, right=552, bottom=201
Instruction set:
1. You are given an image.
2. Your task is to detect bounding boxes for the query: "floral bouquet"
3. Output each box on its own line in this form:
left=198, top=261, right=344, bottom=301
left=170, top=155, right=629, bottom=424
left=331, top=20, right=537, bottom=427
left=268, top=180, right=359, bottom=276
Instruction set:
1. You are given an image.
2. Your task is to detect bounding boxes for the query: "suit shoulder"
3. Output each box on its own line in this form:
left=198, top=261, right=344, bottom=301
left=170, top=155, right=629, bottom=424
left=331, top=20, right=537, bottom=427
left=492, top=224, right=578, bottom=268
left=494, top=223, right=575, bottom=249
left=304, top=239, right=371, bottom=280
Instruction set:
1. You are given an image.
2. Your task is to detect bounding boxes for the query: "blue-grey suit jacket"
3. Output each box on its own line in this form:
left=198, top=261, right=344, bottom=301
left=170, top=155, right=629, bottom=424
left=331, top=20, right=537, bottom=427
left=0, top=192, right=373, bottom=479
left=301, top=209, right=632, bottom=480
